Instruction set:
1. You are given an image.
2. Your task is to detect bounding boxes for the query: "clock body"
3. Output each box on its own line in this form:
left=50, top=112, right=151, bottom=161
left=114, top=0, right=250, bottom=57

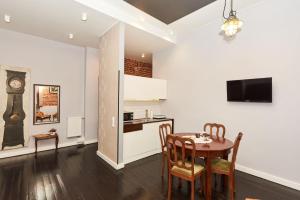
left=2, top=70, right=26, bottom=150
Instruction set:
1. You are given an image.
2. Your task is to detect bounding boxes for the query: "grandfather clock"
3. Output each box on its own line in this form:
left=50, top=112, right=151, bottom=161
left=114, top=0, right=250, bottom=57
left=2, top=70, right=26, bottom=150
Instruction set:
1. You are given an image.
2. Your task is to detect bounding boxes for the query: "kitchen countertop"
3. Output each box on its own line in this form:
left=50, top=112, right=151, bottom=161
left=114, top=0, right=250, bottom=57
left=124, top=118, right=173, bottom=125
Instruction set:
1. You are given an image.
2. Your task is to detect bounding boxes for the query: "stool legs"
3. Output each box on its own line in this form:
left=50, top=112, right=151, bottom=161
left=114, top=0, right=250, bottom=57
left=35, top=139, right=38, bottom=155
left=34, top=135, right=59, bottom=157
left=55, top=136, right=59, bottom=152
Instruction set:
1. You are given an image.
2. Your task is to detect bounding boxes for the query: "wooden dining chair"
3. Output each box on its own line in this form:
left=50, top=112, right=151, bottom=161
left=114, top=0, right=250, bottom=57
left=211, top=132, right=243, bottom=200
left=204, top=123, right=226, bottom=139
left=166, top=134, right=205, bottom=200
left=159, top=123, right=173, bottom=178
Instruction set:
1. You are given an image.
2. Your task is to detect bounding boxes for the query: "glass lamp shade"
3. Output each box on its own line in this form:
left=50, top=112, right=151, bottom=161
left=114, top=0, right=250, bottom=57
left=221, top=15, right=243, bottom=37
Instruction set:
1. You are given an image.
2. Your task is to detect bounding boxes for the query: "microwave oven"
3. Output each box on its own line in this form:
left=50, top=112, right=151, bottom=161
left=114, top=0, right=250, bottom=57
left=124, top=112, right=133, bottom=121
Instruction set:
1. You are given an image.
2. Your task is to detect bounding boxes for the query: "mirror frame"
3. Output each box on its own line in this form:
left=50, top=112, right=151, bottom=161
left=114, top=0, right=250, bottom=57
left=33, top=84, right=61, bottom=125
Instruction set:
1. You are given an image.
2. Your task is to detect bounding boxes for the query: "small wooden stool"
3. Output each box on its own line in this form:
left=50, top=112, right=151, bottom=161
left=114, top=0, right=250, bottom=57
left=33, top=133, right=59, bottom=155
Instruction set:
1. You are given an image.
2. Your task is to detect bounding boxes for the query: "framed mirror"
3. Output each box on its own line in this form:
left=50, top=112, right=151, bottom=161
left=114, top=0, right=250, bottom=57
left=33, top=84, right=60, bottom=125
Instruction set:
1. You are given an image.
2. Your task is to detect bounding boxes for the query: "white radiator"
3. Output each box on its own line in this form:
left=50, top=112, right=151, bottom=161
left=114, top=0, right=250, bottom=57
left=67, top=117, right=84, bottom=137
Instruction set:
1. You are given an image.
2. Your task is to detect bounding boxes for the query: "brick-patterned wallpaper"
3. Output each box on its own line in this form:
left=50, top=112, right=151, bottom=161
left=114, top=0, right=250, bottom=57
left=39, top=88, right=58, bottom=106
left=124, top=58, right=152, bottom=78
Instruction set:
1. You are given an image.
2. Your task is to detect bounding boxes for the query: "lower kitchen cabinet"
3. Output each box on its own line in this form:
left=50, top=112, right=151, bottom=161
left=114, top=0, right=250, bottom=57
left=123, top=120, right=172, bottom=164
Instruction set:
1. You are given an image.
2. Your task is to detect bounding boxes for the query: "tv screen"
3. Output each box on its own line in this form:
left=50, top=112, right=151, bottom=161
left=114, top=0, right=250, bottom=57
left=227, top=78, right=272, bottom=102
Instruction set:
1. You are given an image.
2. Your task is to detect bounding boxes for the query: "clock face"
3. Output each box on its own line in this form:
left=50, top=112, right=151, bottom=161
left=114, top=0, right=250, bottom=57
left=9, top=78, right=22, bottom=89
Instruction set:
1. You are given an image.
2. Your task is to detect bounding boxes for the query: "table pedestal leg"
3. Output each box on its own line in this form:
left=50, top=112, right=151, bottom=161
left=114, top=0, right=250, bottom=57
left=222, top=154, right=229, bottom=191
left=205, top=156, right=212, bottom=200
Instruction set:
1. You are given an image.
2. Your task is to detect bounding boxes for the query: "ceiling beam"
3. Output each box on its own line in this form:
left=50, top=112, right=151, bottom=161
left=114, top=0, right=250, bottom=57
left=74, top=0, right=176, bottom=44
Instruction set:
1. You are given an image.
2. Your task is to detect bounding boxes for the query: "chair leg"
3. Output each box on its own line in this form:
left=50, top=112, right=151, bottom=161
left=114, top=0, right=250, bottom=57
left=191, top=180, right=195, bottom=200
left=229, top=175, right=234, bottom=200
left=233, top=173, right=236, bottom=194
left=161, top=154, right=165, bottom=178
left=168, top=174, right=172, bottom=200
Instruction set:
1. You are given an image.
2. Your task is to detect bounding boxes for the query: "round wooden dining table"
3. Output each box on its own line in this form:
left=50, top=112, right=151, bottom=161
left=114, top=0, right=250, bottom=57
left=175, top=133, right=234, bottom=200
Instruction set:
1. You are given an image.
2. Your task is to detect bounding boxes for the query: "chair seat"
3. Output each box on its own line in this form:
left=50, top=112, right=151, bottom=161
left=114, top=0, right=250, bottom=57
left=211, top=158, right=231, bottom=173
left=171, top=161, right=204, bottom=177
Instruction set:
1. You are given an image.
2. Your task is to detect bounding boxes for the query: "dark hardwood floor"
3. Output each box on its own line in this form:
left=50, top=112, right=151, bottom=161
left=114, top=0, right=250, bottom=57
left=0, top=144, right=299, bottom=200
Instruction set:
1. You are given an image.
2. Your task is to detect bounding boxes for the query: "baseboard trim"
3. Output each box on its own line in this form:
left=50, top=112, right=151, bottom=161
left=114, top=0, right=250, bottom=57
left=236, top=164, right=300, bottom=191
left=124, top=149, right=161, bottom=164
left=0, top=148, right=34, bottom=159
left=0, top=139, right=98, bottom=159
left=96, top=150, right=124, bottom=170
left=84, top=139, right=98, bottom=144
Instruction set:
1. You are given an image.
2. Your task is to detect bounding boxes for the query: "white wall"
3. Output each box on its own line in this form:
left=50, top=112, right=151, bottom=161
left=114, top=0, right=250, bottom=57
left=154, top=0, right=300, bottom=190
left=85, top=47, right=99, bottom=142
left=0, top=28, right=98, bottom=157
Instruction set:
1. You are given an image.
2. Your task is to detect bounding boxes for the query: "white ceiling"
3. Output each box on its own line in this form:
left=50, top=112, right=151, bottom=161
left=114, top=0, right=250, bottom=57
left=0, top=0, right=174, bottom=63
left=0, top=0, right=117, bottom=48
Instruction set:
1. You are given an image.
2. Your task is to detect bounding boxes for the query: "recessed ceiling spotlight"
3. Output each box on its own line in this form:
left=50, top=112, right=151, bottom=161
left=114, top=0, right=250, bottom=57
left=68, top=33, right=74, bottom=39
left=141, top=53, right=145, bottom=58
left=4, top=14, right=11, bottom=23
left=81, top=12, right=88, bottom=21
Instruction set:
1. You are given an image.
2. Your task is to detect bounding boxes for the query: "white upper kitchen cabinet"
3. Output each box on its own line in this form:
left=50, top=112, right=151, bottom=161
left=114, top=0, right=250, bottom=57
left=124, top=75, right=167, bottom=101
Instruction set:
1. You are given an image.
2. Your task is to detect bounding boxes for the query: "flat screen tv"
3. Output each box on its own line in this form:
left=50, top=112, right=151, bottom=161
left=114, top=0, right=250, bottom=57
left=227, top=77, right=272, bottom=103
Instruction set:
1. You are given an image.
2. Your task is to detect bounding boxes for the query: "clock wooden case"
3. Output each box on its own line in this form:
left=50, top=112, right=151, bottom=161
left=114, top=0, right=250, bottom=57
left=2, top=70, right=26, bottom=150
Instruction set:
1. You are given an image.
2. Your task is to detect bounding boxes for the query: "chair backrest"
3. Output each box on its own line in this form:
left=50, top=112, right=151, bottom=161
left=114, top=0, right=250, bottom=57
left=204, top=123, right=226, bottom=139
left=159, top=123, right=172, bottom=152
left=166, top=134, right=196, bottom=176
left=230, top=132, right=243, bottom=172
